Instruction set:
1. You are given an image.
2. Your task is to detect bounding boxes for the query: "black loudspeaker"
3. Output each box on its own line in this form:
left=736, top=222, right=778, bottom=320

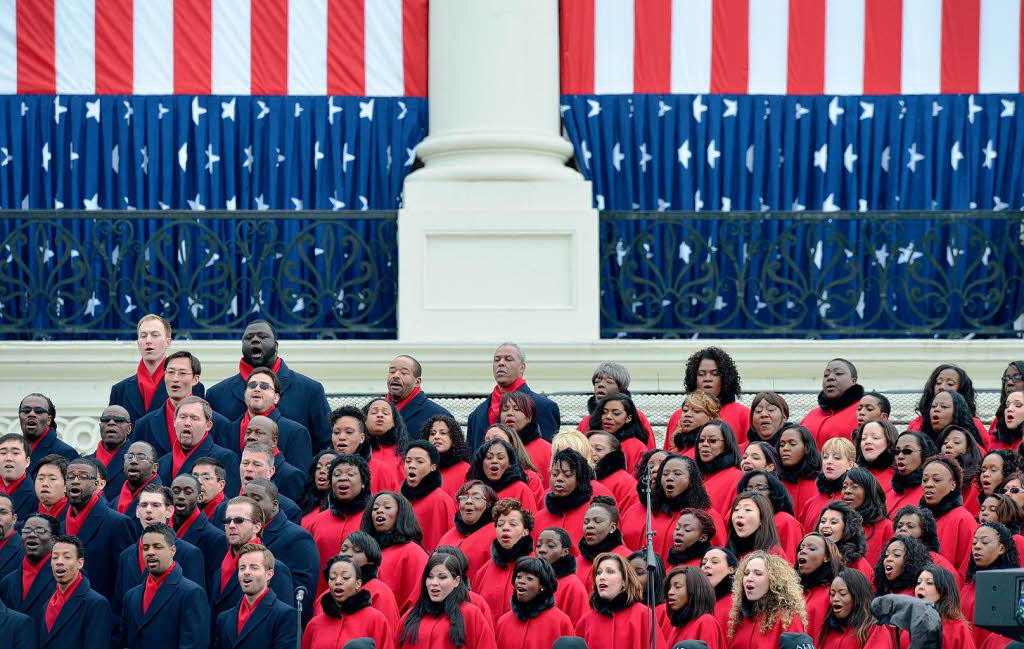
left=975, top=569, right=1024, bottom=642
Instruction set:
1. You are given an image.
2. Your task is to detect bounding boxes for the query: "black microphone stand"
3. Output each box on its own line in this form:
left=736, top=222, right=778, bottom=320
left=644, top=469, right=657, bottom=649
left=295, top=586, right=306, bottom=649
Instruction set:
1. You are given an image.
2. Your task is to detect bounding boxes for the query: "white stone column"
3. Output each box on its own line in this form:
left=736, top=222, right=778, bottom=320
left=398, top=0, right=599, bottom=343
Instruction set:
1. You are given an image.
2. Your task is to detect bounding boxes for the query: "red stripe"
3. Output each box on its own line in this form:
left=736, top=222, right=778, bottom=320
left=327, top=0, right=364, bottom=94
left=174, top=0, right=212, bottom=94
left=17, top=0, right=55, bottom=94
left=402, top=0, right=428, bottom=97
left=786, top=0, right=825, bottom=94
left=940, top=0, right=980, bottom=93
left=94, top=0, right=132, bottom=94
left=710, top=0, right=748, bottom=94
left=634, top=0, right=671, bottom=93
left=250, top=0, right=288, bottom=94
left=863, top=0, right=901, bottom=94
left=559, top=0, right=594, bottom=94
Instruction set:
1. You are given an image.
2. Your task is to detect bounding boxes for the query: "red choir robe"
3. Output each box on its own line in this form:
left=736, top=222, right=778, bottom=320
left=804, top=583, right=831, bottom=638
left=712, top=595, right=732, bottom=631
left=800, top=491, right=839, bottom=532
left=312, top=579, right=401, bottom=635
left=901, top=619, right=976, bottom=649
left=819, top=624, right=897, bottom=649
left=473, top=555, right=521, bottom=627
left=526, top=471, right=545, bottom=504
left=369, top=452, right=404, bottom=493
left=929, top=551, right=960, bottom=587
left=621, top=504, right=726, bottom=561
left=406, top=484, right=457, bottom=552
left=302, top=600, right=395, bottom=649
left=304, top=505, right=367, bottom=594
left=727, top=613, right=805, bottom=649
left=578, top=409, right=656, bottom=448
left=523, top=437, right=552, bottom=486
left=931, top=504, right=978, bottom=572
left=664, top=613, right=726, bottom=649
left=495, top=604, right=575, bottom=649
left=867, top=467, right=895, bottom=493
left=862, top=518, right=895, bottom=567
left=379, top=542, right=430, bottom=613
left=575, top=601, right=667, bottom=649
left=782, top=479, right=821, bottom=517
left=702, top=466, right=745, bottom=519
left=439, top=462, right=471, bottom=499
left=597, top=469, right=640, bottom=514
left=885, top=484, right=923, bottom=514
left=437, top=524, right=496, bottom=579
left=396, top=601, right=497, bottom=649
left=576, top=542, right=632, bottom=588
left=494, top=481, right=537, bottom=512
left=775, top=512, right=805, bottom=561
left=907, top=416, right=990, bottom=449
left=802, top=401, right=860, bottom=447
left=620, top=438, right=649, bottom=477
left=665, top=402, right=751, bottom=451
left=850, top=557, right=875, bottom=582
left=533, top=499, right=591, bottom=553
left=554, top=570, right=590, bottom=621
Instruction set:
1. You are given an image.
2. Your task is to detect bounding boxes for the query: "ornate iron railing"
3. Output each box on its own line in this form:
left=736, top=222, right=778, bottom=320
left=600, top=211, right=1024, bottom=338
left=0, top=211, right=398, bottom=339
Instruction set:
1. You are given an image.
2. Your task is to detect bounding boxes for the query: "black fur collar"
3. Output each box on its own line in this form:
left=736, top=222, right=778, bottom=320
left=891, top=467, right=924, bottom=494
left=368, top=428, right=398, bottom=451
left=673, top=430, right=699, bottom=452
left=490, top=535, right=534, bottom=569
left=594, top=450, right=627, bottom=480
left=697, top=452, right=738, bottom=476
left=438, top=449, right=465, bottom=469
left=321, top=589, right=372, bottom=618
left=329, top=488, right=371, bottom=517
left=920, top=489, right=964, bottom=519
left=510, top=590, right=555, bottom=621
left=477, top=465, right=529, bottom=492
left=550, top=554, right=577, bottom=579
left=714, top=577, right=733, bottom=601
left=799, top=566, right=835, bottom=591
left=518, top=424, right=542, bottom=445
left=816, top=471, right=846, bottom=496
left=589, top=590, right=632, bottom=617
left=375, top=529, right=416, bottom=550
left=861, top=451, right=895, bottom=473
left=360, top=564, right=379, bottom=581
left=544, top=487, right=592, bottom=516
left=817, top=384, right=864, bottom=412
left=577, top=529, right=624, bottom=561
left=453, top=509, right=492, bottom=536
left=401, top=470, right=442, bottom=502
left=667, top=540, right=711, bottom=567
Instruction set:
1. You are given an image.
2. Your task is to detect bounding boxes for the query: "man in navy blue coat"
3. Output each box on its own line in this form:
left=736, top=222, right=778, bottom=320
left=0, top=435, right=37, bottom=524
left=87, top=406, right=133, bottom=501
left=385, top=355, right=454, bottom=440
left=115, top=441, right=162, bottom=531
left=121, top=523, right=209, bottom=649
left=466, top=343, right=562, bottom=449
left=108, top=314, right=206, bottom=424
left=228, top=368, right=313, bottom=473
left=157, top=397, right=241, bottom=498
left=134, top=351, right=234, bottom=458
left=242, top=417, right=305, bottom=503
left=0, top=597, right=34, bottom=649
left=0, top=494, right=22, bottom=581
left=170, top=474, right=228, bottom=578
left=0, top=514, right=57, bottom=622
left=37, top=535, right=113, bottom=649
left=17, top=394, right=78, bottom=472
left=60, top=458, right=137, bottom=602
left=206, top=320, right=331, bottom=452
left=242, top=479, right=318, bottom=624
left=214, top=542, right=296, bottom=649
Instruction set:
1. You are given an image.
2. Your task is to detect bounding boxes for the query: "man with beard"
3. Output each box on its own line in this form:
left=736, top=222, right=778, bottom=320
left=242, top=416, right=304, bottom=503
left=60, top=458, right=136, bottom=601
left=120, top=522, right=210, bottom=649
left=116, top=441, right=161, bottom=526
left=0, top=513, right=57, bottom=621
left=156, top=397, right=239, bottom=497
left=18, top=394, right=78, bottom=471
left=229, top=368, right=312, bottom=473
left=208, top=497, right=293, bottom=621
left=0, top=435, right=37, bottom=524
left=385, top=355, right=453, bottom=443
left=208, top=444, right=301, bottom=528
left=242, top=479, right=318, bottom=623
left=32, top=455, right=68, bottom=520
left=109, top=314, right=205, bottom=423
left=133, top=351, right=233, bottom=458
left=214, top=543, right=296, bottom=649
left=38, top=535, right=113, bottom=649
left=206, top=320, right=331, bottom=451
left=170, top=473, right=227, bottom=579
left=0, top=493, right=22, bottom=580
left=87, top=406, right=132, bottom=500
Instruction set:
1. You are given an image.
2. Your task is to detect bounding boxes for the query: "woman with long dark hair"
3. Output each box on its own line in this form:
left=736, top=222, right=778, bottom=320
left=776, top=424, right=822, bottom=510
left=915, top=564, right=976, bottom=649
left=401, top=440, right=457, bottom=552
left=814, top=502, right=872, bottom=577
left=335, top=531, right=401, bottom=633
left=841, top=468, right=893, bottom=565
left=494, top=557, right=574, bottom=649
left=817, top=569, right=893, bottom=649
left=746, top=392, right=790, bottom=446
left=363, top=397, right=411, bottom=484
left=576, top=362, right=656, bottom=443
left=740, top=441, right=781, bottom=475
left=304, top=454, right=373, bottom=592
left=534, top=526, right=589, bottom=621
left=853, top=419, right=897, bottom=489
left=421, top=414, right=472, bottom=499
left=397, top=553, right=496, bottom=649
left=667, top=508, right=716, bottom=568
left=891, top=506, right=960, bottom=584
left=801, top=359, right=864, bottom=446
left=920, top=455, right=978, bottom=570
left=574, top=553, right=667, bottom=649
left=300, top=449, right=338, bottom=523
left=360, top=490, right=429, bottom=612
left=884, top=432, right=937, bottom=512
left=435, top=480, right=498, bottom=577
left=916, top=390, right=987, bottom=451
left=872, top=535, right=930, bottom=596
left=588, top=431, right=640, bottom=515
left=663, top=565, right=726, bottom=649
left=992, top=389, right=1024, bottom=454
left=978, top=494, right=1024, bottom=558
left=727, top=551, right=806, bottom=649
left=801, top=437, right=857, bottom=532
left=302, top=556, right=394, bottom=649
left=473, top=498, right=536, bottom=627
left=666, top=392, right=720, bottom=455
left=499, top=391, right=553, bottom=485
left=575, top=496, right=630, bottom=584
left=795, top=533, right=844, bottom=636
left=701, top=546, right=738, bottom=630
left=432, top=545, right=497, bottom=627
left=695, top=420, right=744, bottom=518
left=589, top=394, right=651, bottom=471
left=480, top=425, right=544, bottom=504
left=976, top=450, right=1021, bottom=518
left=940, top=424, right=984, bottom=515
left=961, top=522, right=1021, bottom=648
left=736, top=471, right=803, bottom=560
left=534, top=449, right=597, bottom=548
left=468, top=438, right=537, bottom=511
left=907, top=364, right=989, bottom=444
left=726, top=491, right=788, bottom=560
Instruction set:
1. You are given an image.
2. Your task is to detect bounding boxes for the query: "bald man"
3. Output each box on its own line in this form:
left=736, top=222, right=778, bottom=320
left=243, top=416, right=304, bottom=502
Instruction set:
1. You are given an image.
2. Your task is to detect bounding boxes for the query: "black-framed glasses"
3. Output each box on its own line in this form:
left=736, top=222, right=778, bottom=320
left=894, top=448, right=919, bottom=456
left=99, top=416, right=129, bottom=424
left=123, top=453, right=150, bottom=461
left=19, top=407, right=47, bottom=415
left=1004, top=374, right=1024, bottom=384
left=223, top=517, right=252, bottom=527
left=246, top=381, right=273, bottom=391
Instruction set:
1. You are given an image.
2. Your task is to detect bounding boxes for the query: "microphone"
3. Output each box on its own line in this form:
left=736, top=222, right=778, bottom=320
left=295, top=586, right=307, bottom=604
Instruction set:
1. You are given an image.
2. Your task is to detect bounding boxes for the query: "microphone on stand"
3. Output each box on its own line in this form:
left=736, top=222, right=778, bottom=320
left=295, top=586, right=307, bottom=649
left=643, top=467, right=658, bottom=649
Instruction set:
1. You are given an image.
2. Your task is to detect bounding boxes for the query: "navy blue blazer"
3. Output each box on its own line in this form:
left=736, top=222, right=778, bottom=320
left=0, top=534, right=23, bottom=582
left=134, top=405, right=235, bottom=459
left=271, top=454, right=305, bottom=504
left=178, top=511, right=229, bottom=579
left=28, top=429, right=78, bottom=473
left=466, top=382, right=562, bottom=450
left=60, top=495, right=138, bottom=602
left=120, top=475, right=164, bottom=535
left=157, top=438, right=240, bottom=498
left=0, top=557, right=54, bottom=621
left=229, top=409, right=313, bottom=474
left=109, top=373, right=206, bottom=425
left=209, top=493, right=301, bottom=530
left=214, top=588, right=296, bottom=649
left=260, top=514, right=318, bottom=623
left=88, top=444, right=128, bottom=502
left=37, top=575, right=112, bottom=649
left=113, top=538, right=207, bottom=618
left=121, top=564, right=209, bottom=649
left=397, top=390, right=454, bottom=439
left=206, top=360, right=331, bottom=453
left=7, top=479, right=37, bottom=529
left=208, top=556, right=293, bottom=621
left=0, top=597, right=35, bottom=649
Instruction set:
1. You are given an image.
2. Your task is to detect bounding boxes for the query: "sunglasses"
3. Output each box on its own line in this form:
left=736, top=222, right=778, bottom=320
left=19, top=407, right=48, bottom=415
left=246, top=381, right=273, bottom=391
left=100, top=416, right=129, bottom=424
left=1004, top=374, right=1024, bottom=384
left=894, top=448, right=920, bottom=456
left=223, top=517, right=252, bottom=527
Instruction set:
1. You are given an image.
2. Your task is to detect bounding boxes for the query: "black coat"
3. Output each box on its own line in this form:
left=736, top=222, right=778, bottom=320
left=28, top=429, right=78, bottom=473
left=0, top=534, right=23, bottom=583
left=133, top=405, right=235, bottom=459
left=109, top=373, right=206, bottom=425
left=156, top=438, right=240, bottom=498
left=178, top=511, right=229, bottom=580
left=0, top=556, right=55, bottom=622
left=120, top=563, right=210, bottom=649
left=261, top=513, right=318, bottom=624
left=0, top=597, right=34, bottom=649
left=466, top=382, right=561, bottom=450
left=113, top=538, right=207, bottom=619
left=228, top=409, right=313, bottom=474
left=207, top=555, right=293, bottom=622
left=271, top=455, right=305, bottom=504
left=396, top=390, right=454, bottom=440
left=60, top=495, right=137, bottom=602
left=88, top=444, right=128, bottom=502
left=36, top=575, right=113, bottom=649
left=214, top=588, right=297, bottom=649
left=7, top=480, right=37, bottom=531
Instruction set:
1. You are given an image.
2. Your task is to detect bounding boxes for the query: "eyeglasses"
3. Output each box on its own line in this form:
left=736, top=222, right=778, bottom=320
left=22, top=527, right=49, bottom=536
left=1004, top=374, right=1024, bottom=384
left=894, top=448, right=920, bottom=456
left=246, top=381, right=273, bottom=391
left=165, top=370, right=194, bottom=379
left=123, top=453, right=151, bottom=461
left=223, top=517, right=252, bottom=527
left=99, top=416, right=129, bottom=424
left=456, top=495, right=487, bottom=504
left=19, top=407, right=47, bottom=415
left=1003, top=487, right=1023, bottom=495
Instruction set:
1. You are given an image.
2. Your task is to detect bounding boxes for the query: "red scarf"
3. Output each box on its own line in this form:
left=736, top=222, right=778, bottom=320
left=171, top=431, right=209, bottom=476
left=165, top=399, right=182, bottom=455
left=45, top=572, right=83, bottom=631
left=92, top=441, right=122, bottom=468
left=203, top=492, right=225, bottom=519
left=142, top=562, right=176, bottom=613
left=487, top=377, right=526, bottom=424
left=387, top=386, right=421, bottom=411
left=64, top=493, right=101, bottom=537
left=137, top=358, right=166, bottom=410
left=239, top=406, right=276, bottom=450
left=174, top=508, right=201, bottom=538
left=237, top=587, right=269, bottom=633
left=0, top=532, right=13, bottom=552
left=38, top=498, right=67, bottom=518
left=117, top=473, right=157, bottom=514
left=28, top=429, right=52, bottom=455
left=22, top=554, right=49, bottom=596
left=239, top=357, right=282, bottom=382
left=220, top=538, right=261, bottom=591
left=0, top=474, right=26, bottom=496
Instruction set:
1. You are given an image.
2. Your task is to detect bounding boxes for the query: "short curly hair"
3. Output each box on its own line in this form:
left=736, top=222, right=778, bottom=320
left=728, top=551, right=807, bottom=637
left=492, top=497, right=534, bottom=532
left=684, top=347, right=742, bottom=404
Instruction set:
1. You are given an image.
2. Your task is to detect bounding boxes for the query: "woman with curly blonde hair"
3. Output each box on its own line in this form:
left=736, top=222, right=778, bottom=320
left=727, top=551, right=806, bottom=649
left=667, top=392, right=721, bottom=454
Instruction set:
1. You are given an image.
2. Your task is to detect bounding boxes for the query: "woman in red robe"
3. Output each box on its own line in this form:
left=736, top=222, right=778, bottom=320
left=664, top=392, right=719, bottom=455
left=726, top=491, right=789, bottom=561
left=467, top=438, right=537, bottom=511
left=494, top=557, right=575, bottom=649
left=920, top=455, right=979, bottom=572
left=737, top=472, right=804, bottom=560
left=744, top=392, right=790, bottom=448
left=401, top=440, right=457, bottom=552
left=303, top=556, right=395, bottom=649
left=420, top=414, right=472, bottom=500
left=801, top=437, right=857, bottom=531
left=472, top=497, right=536, bottom=627
left=575, top=362, right=656, bottom=444
left=299, top=449, right=337, bottom=525
left=534, top=449, right=599, bottom=551
left=975, top=450, right=1021, bottom=516
left=535, top=526, right=590, bottom=621
left=884, top=432, right=937, bottom=513
left=666, top=508, right=715, bottom=569
left=499, top=392, right=553, bottom=485
left=796, top=533, right=844, bottom=638
left=363, top=398, right=411, bottom=488
left=778, top=424, right=823, bottom=510
left=800, top=359, right=863, bottom=447
left=906, top=364, right=990, bottom=448
left=841, top=468, right=894, bottom=566
left=694, top=420, right=744, bottom=519
left=872, top=535, right=931, bottom=596
left=726, top=551, right=806, bottom=649
left=575, top=553, right=667, bottom=649
left=662, top=565, right=726, bottom=649
left=574, top=496, right=631, bottom=585
left=436, top=480, right=498, bottom=577
left=589, top=431, right=640, bottom=514
left=960, top=522, right=1020, bottom=649
left=853, top=418, right=897, bottom=495
left=588, top=394, right=652, bottom=472
left=701, top=547, right=738, bottom=631
left=938, top=425, right=984, bottom=515
left=990, top=387, right=1024, bottom=451
left=891, top=505, right=960, bottom=586
left=916, top=564, right=978, bottom=649
left=332, top=531, right=402, bottom=636
left=816, top=501, right=873, bottom=579
left=397, top=554, right=497, bottom=649
left=360, top=490, right=429, bottom=613
left=817, top=569, right=895, bottom=649
left=670, top=347, right=751, bottom=443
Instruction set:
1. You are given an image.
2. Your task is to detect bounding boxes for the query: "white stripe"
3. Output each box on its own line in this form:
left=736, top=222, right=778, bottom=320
left=288, top=0, right=327, bottom=94
left=670, top=0, right=712, bottom=93
left=211, top=0, right=250, bottom=94
left=0, top=0, right=15, bottom=93
left=133, top=0, right=173, bottom=94
left=824, top=0, right=865, bottom=94
left=747, top=0, right=789, bottom=94
left=594, top=0, right=634, bottom=94
left=979, top=0, right=1021, bottom=92
left=55, top=0, right=95, bottom=94
left=365, top=0, right=403, bottom=96
left=901, top=0, right=942, bottom=94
